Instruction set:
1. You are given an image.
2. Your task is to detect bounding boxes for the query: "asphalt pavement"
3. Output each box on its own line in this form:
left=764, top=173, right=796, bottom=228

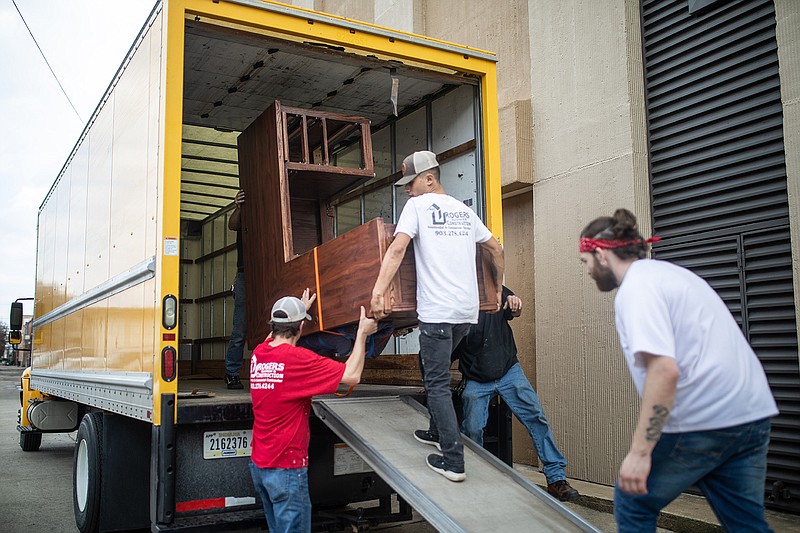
left=0, top=364, right=77, bottom=531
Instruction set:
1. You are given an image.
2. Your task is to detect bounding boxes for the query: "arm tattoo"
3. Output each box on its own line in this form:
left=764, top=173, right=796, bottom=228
left=645, top=404, right=670, bottom=442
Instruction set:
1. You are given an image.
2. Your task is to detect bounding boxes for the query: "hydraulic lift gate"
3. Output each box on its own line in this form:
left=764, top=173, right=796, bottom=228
left=313, top=396, right=600, bottom=533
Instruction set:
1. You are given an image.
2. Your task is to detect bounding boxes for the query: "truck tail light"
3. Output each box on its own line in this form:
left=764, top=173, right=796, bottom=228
left=162, top=295, right=177, bottom=330
left=162, top=346, right=176, bottom=382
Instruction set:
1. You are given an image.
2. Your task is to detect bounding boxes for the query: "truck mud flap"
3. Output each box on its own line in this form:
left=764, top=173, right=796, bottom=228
left=312, top=396, right=601, bottom=533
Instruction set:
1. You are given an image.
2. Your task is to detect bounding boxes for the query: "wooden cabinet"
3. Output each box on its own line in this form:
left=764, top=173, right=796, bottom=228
left=238, top=101, right=497, bottom=348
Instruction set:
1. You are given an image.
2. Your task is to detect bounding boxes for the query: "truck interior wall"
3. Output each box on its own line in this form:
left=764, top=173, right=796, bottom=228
left=178, top=208, right=241, bottom=377
left=32, top=12, right=163, bottom=372
left=179, top=235, right=201, bottom=366
left=393, top=107, right=428, bottom=222
left=206, top=217, right=228, bottom=345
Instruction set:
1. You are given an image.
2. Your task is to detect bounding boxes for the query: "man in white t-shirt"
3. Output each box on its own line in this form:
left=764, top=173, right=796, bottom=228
left=371, top=150, right=504, bottom=482
left=579, top=208, right=778, bottom=533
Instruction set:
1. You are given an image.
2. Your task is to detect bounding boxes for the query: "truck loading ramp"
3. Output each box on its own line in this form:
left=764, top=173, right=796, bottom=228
left=313, top=395, right=600, bottom=532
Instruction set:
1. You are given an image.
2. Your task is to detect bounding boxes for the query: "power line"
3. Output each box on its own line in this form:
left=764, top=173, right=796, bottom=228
left=12, top=0, right=85, bottom=124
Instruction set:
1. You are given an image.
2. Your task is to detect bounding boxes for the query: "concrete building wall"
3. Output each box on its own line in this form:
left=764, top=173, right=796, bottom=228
left=316, top=0, right=375, bottom=22
left=424, top=0, right=534, bottom=190
left=313, top=0, right=424, bottom=34
left=775, top=0, right=800, bottom=368
left=500, top=191, right=536, bottom=462
left=528, top=0, right=649, bottom=484
left=423, top=0, right=538, bottom=462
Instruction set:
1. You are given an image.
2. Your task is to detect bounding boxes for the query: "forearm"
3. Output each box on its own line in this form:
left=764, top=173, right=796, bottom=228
left=629, top=355, right=678, bottom=457
left=490, top=248, right=504, bottom=290
left=481, top=239, right=505, bottom=309
left=372, top=242, right=405, bottom=297
left=229, top=207, right=241, bottom=231
left=341, top=331, right=368, bottom=385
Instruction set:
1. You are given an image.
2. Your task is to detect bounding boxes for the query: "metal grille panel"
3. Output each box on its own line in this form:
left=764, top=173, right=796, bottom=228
left=644, top=0, right=788, bottom=237
left=643, top=0, right=799, bottom=512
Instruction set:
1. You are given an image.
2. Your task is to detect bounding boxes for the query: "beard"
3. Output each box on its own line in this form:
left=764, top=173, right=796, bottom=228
left=592, top=262, right=619, bottom=292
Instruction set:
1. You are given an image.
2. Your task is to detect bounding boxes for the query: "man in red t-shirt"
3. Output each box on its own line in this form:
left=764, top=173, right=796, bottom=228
left=249, top=289, right=377, bottom=533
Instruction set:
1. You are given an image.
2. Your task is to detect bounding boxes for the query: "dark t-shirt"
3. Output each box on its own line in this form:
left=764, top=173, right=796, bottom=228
left=236, top=228, right=244, bottom=272
left=453, top=286, right=518, bottom=382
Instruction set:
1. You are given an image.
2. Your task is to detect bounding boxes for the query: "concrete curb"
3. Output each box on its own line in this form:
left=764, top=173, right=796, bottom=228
left=512, top=463, right=796, bottom=533
left=569, top=493, right=722, bottom=533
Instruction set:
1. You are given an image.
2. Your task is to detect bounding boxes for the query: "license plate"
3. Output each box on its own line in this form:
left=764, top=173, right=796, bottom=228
left=203, top=430, right=252, bottom=459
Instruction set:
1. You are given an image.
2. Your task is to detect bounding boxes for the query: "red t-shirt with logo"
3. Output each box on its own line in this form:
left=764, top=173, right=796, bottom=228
left=249, top=339, right=345, bottom=469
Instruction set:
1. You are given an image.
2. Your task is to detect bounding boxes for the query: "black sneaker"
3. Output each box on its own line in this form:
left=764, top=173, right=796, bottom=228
left=224, top=373, right=244, bottom=390
left=426, top=454, right=466, bottom=482
left=547, top=480, right=579, bottom=502
left=413, top=430, right=441, bottom=450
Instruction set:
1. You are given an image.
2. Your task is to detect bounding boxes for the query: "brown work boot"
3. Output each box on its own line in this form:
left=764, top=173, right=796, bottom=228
left=547, top=480, right=579, bottom=502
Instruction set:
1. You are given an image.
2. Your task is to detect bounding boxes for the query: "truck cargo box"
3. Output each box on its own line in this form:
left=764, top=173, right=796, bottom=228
left=21, top=1, right=505, bottom=531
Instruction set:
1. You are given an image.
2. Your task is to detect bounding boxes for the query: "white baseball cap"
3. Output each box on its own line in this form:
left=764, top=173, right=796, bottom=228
left=270, top=296, right=312, bottom=323
left=395, top=151, right=439, bottom=186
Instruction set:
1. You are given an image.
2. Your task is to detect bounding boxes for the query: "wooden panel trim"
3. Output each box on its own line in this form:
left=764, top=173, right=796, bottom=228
left=285, top=162, right=374, bottom=177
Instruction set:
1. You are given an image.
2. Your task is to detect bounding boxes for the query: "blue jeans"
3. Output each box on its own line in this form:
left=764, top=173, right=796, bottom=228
left=225, top=271, right=246, bottom=375
left=615, top=418, right=773, bottom=533
left=419, top=322, right=471, bottom=470
left=249, top=462, right=310, bottom=533
left=461, top=362, right=568, bottom=484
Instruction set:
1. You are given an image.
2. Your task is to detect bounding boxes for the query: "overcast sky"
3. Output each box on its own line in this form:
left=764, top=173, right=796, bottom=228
left=0, top=0, right=155, bottom=324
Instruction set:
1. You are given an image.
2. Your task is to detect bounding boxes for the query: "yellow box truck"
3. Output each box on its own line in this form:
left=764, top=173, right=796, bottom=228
left=16, top=1, right=506, bottom=531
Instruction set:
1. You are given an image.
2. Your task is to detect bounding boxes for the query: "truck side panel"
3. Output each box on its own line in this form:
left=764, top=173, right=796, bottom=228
left=107, top=24, right=160, bottom=373
left=34, top=163, right=60, bottom=365
left=82, top=101, right=113, bottom=368
left=65, top=142, right=89, bottom=371
left=33, top=14, right=162, bottom=375
left=51, top=171, right=70, bottom=368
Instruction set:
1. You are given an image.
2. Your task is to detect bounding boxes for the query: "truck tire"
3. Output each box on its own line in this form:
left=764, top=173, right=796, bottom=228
left=19, top=431, right=42, bottom=451
left=73, top=412, right=103, bottom=533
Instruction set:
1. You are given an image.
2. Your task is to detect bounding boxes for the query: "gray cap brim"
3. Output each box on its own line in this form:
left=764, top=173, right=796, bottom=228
left=394, top=173, right=417, bottom=186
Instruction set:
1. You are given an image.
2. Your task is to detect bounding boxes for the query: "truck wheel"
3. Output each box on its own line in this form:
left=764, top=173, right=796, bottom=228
left=73, top=412, right=103, bottom=533
left=19, top=431, right=42, bottom=451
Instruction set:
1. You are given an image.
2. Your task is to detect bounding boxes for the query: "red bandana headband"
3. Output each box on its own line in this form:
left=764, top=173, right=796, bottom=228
left=579, top=236, right=661, bottom=253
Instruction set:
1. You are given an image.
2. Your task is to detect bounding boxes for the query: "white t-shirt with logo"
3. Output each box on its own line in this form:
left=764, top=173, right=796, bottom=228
left=394, top=193, right=494, bottom=324
left=614, top=259, right=778, bottom=433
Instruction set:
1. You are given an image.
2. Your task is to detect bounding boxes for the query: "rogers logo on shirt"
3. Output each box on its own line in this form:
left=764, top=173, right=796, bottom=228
left=426, top=204, right=472, bottom=229
left=250, top=353, right=285, bottom=390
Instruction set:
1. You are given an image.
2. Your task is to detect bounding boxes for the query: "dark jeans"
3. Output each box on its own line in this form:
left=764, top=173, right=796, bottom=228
left=225, top=271, right=246, bottom=375
left=615, top=418, right=773, bottom=533
left=419, top=322, right=470, bottom=470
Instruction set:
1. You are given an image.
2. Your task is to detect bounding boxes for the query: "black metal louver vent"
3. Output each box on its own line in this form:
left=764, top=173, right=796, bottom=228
left=643, top=0, right=799, bottom=513
left=643, top=0, right=788, bottom=238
